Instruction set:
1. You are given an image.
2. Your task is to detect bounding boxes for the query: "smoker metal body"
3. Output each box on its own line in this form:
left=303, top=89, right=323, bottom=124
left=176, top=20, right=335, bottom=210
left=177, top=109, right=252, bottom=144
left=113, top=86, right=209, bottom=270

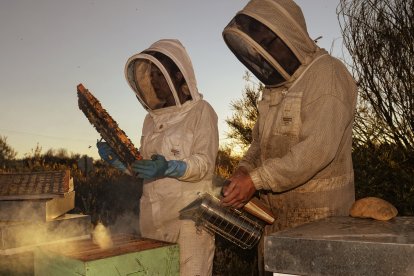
left=180, top=193, right=265, bottom=249
left=264, top=216, right=414, bottom=276
left=34, top=234, right=180, bottom=276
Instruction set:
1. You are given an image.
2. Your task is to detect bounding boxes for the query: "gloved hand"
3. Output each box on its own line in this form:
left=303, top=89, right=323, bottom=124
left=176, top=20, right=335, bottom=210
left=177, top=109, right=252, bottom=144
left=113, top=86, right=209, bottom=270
left=131, top=154, right=187, bottom=179
left=96, top=141, right=128, bottom=173
left=164, top=158, right=187, bottom=178
left=131, top=154, right=168, bottom=179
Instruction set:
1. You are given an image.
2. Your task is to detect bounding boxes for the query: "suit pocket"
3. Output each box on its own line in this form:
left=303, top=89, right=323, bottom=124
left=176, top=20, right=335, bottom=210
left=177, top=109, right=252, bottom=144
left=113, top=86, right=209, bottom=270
left=273, top=91, right=303, bottom=137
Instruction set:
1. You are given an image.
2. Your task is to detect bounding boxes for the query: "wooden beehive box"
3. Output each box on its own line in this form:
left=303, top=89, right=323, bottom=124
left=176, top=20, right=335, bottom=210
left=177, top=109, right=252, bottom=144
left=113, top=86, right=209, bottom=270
left=0, top=251, right=34, bottom=275
left=0, top=170, right=73, bottom=200
left=0, top=170, right=75, bottom=222
left=0, top=191, right=75, bottom=222
left=0, top=214, right=91, bottom=254
left=35, top=234, right=180, bottom=276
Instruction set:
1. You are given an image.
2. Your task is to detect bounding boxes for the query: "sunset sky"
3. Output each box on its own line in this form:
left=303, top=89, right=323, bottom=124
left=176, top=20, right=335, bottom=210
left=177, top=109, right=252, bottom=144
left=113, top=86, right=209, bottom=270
left=0, top=0, right=344, bottom=159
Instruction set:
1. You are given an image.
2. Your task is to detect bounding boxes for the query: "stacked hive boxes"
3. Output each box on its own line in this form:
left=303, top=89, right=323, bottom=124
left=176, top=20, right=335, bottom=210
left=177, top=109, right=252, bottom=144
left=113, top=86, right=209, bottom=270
left=0, top=170, right=91, bottom=275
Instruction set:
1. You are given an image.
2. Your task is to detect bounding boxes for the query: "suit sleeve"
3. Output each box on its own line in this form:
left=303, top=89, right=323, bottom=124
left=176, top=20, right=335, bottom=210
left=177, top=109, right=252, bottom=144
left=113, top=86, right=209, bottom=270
left=180, top=102, right=219, bottom=182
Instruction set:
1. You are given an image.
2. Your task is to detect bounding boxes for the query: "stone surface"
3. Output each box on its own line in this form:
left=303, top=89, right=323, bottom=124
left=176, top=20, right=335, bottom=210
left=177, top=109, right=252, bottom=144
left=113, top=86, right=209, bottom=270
left=265, top=216, right=414, bottom=276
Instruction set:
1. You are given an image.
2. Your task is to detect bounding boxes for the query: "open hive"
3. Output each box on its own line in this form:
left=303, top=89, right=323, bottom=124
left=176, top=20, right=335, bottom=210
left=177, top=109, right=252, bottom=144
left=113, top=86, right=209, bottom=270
left=35, top=234, right=180, bottom=276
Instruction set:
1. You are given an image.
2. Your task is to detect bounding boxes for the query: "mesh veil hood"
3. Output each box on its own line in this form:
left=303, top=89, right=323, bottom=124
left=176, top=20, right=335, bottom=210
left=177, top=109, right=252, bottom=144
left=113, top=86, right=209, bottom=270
left=224, top=0, right=319, bottom=83
left=125, top=39, right=201, bottom=114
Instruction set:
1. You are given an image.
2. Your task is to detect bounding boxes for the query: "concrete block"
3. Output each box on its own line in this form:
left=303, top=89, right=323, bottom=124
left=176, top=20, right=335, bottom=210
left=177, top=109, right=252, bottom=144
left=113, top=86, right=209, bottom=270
left=265, top=216, right=414, bottom=276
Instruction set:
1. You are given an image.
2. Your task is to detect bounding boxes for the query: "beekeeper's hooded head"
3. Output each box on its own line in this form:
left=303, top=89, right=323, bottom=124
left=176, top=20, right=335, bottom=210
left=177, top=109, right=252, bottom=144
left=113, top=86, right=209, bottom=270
left=223, top=0, right=318, bottom=87
left=125, top=39, right=201, bottom=113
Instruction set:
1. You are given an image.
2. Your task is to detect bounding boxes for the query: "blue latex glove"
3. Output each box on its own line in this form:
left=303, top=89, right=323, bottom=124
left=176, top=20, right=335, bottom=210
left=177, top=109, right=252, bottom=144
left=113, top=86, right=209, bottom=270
left=165, top=159, right=187, bottom=178
left=131, top=154, right=187, bottom=179
left=96, top=141, right=128, bottom=173
left=131, top=154, right=168, bottom=179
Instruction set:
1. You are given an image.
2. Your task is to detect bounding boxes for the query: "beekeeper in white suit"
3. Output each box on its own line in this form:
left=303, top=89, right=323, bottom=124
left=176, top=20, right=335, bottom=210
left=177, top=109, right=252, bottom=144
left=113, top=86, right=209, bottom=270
left=220, top=0, right=357, bottom=274
left=98, top=39, right=218, bottom=275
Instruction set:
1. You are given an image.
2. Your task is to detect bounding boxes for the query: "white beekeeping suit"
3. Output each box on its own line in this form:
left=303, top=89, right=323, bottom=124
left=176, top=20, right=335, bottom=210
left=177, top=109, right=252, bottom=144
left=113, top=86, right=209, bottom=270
left=222, top=0, right=357, bottom=273
left=125, top=39, right=218, bottom=276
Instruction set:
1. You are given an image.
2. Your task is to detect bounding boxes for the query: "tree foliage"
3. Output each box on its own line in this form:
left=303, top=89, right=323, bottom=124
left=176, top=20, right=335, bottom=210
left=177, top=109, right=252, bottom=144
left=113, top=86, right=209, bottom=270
left=225, top=72, right=262, bottom=153
left=215, top=146, right=241, bottom=179
left=0, top=136, right=17, bottom=169
left=338, top=0, right=414, bottom=214
left=352, top=143, right=414, bottom=215
left=338, top=0, right=414, bottom=150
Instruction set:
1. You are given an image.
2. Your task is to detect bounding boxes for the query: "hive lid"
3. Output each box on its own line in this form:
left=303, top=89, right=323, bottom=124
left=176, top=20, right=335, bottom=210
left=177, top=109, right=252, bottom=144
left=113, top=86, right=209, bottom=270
left=0, top=170, right=73, bottom=200
left=41, top=234, right=176, bottom=261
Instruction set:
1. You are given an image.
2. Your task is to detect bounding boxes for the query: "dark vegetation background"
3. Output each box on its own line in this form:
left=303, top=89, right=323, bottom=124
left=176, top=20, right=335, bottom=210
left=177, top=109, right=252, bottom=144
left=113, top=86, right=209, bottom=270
left=1, top=1, right=413, bottom=275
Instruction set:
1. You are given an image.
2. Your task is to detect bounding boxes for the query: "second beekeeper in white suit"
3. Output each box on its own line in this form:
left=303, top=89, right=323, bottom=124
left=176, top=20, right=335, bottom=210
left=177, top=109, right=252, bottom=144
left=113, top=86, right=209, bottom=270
left=99, top=39, right=219, bottom=275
